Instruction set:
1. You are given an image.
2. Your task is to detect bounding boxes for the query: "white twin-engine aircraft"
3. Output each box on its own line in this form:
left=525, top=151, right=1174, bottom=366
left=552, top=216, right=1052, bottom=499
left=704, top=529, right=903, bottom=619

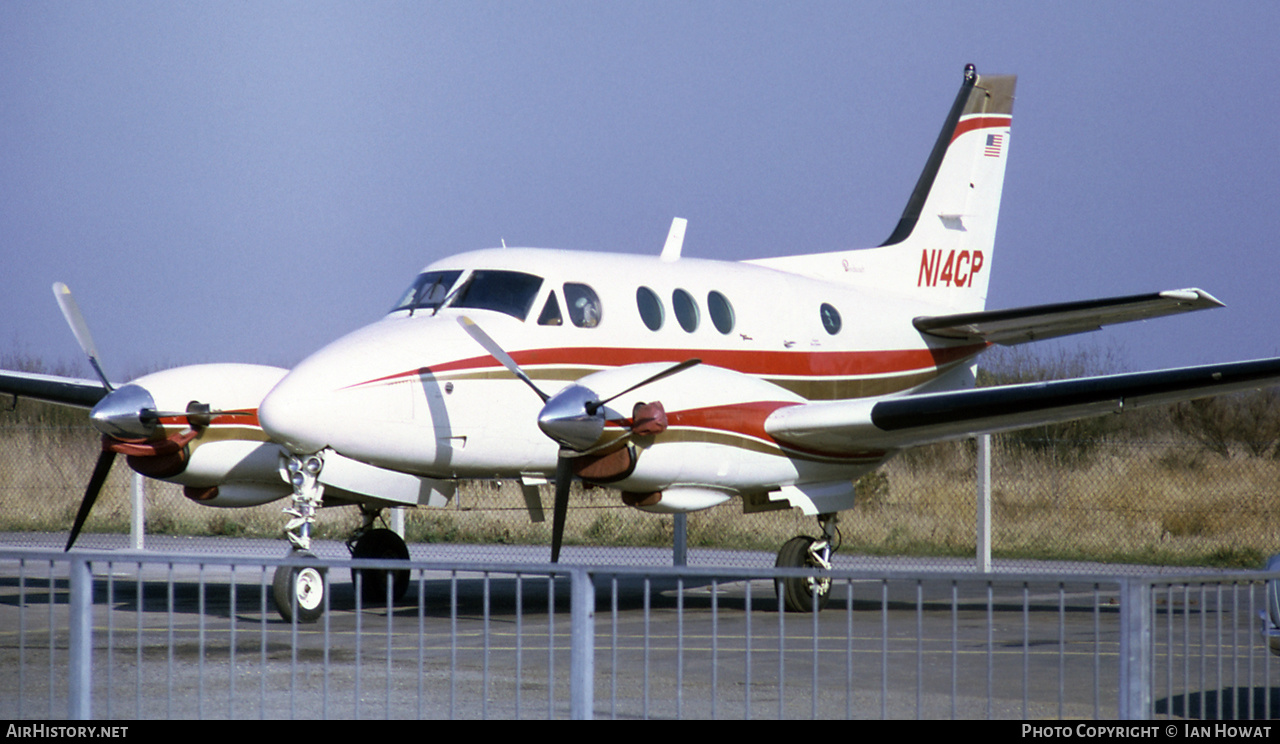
left=7, top=65, right=1280, bottom=621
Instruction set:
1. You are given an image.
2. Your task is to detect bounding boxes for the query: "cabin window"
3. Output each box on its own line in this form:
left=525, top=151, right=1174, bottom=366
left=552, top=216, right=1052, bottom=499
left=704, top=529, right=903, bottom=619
left=708, top=291, right=734, bottom=334
left=636, top=286, right=664, bottom=331
left=820, top=303, right=842, bottom=335
left=564, top=283, right=602, bottom=328
left=391, top=270, right=463, bottom=314
left=450, top=270, right=544, bottom=321
left=537, top=292, right=563, bottom=326
left=673, top=289, right=700, bottom=333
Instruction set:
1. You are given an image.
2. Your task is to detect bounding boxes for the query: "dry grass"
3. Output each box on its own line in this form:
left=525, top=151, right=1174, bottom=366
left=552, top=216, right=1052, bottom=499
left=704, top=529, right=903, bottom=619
left=867, top=440, right=1280, bottom=567
left=2, top=425, right=1276, bottom=567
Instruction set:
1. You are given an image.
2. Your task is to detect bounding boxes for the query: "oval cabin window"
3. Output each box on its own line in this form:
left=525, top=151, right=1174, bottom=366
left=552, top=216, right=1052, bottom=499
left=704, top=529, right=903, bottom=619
left=708, top=291, right=734, bottom=334
left=636, top=286, right=664, bottom=331
left=673, top=289, right=700, bottom=333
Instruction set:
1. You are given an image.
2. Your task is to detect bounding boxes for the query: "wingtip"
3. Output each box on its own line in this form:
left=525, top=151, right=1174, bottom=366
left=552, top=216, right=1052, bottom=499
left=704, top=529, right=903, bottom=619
left=1160, top=288, right=1225, bottom=308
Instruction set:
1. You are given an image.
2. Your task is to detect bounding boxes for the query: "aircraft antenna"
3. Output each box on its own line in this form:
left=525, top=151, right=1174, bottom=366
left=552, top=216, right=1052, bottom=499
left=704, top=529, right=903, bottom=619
left=660, top=217, right=687, bottom=262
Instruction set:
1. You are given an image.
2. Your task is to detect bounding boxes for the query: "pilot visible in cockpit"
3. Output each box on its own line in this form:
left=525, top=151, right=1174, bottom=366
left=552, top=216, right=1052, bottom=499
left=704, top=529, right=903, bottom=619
left=574, top=296, right=600, bottom=328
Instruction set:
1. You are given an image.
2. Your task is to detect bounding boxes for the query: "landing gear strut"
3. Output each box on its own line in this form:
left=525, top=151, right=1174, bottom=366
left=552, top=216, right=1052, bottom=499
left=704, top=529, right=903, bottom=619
left=347, top=506, right=411, bottom=605
left=273, top=453, right=328, bottom=623
left=774, top=513, right=839, bottom=612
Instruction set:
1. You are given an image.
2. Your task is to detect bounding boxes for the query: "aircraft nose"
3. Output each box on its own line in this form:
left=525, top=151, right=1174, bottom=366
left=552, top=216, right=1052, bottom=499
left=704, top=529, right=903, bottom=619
left=258, top=368, right=332, bottom=454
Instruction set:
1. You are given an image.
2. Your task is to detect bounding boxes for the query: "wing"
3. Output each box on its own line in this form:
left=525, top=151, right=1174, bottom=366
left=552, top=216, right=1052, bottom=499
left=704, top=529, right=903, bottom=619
left=0, top=370, right=109, bottom=408
left=914, top=289, right=1223, bottom=345
left=765, top=356, right=1280, bottom=453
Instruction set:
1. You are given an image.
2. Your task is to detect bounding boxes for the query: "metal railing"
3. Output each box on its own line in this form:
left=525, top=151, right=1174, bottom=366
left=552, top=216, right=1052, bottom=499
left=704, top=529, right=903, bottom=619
left=1, top=548, right=1276, bottom=719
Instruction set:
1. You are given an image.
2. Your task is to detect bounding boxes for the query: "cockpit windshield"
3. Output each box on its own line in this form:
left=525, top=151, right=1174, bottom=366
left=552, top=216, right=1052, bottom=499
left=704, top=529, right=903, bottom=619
left=449, top=270, right=544, bottom=321
left=391, top=270, right=463, bottom=314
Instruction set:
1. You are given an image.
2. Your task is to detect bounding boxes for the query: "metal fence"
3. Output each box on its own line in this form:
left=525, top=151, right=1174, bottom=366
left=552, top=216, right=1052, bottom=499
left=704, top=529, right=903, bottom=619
left=2, top=547, right=1278, bottom=720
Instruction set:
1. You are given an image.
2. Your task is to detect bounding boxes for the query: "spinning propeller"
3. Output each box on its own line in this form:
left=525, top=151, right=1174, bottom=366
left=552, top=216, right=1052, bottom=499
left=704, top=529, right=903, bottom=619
left=458, top=316, right=698, bottom=561
left=53, top=283, right=235, bottom=550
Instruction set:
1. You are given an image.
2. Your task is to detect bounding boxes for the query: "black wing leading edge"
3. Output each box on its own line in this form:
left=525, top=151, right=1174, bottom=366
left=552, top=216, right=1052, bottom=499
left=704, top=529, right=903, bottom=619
left=765, top=356, right=1280, bottom=453
left=0, top=370, right=110, bottom=409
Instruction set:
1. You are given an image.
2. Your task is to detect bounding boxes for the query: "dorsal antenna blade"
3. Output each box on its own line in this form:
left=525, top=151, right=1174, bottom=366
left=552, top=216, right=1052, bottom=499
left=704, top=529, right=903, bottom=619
left=659, top=217, right=687, bottom=262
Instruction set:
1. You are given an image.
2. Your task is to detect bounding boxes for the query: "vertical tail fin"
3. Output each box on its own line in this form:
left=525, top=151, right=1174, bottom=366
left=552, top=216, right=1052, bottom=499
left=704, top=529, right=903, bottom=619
left=749, top=65, right=1016, bottom=314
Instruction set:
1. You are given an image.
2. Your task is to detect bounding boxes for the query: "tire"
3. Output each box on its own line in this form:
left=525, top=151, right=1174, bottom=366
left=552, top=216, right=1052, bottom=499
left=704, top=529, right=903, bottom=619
left=774, top=535, right=831, bottom=613
left=351, top=528, right=411, bottom=605
left=273, top=553, right=326, bottom=623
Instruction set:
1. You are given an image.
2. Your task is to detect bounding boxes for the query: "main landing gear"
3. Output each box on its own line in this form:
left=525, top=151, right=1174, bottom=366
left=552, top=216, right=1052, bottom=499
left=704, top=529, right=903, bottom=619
left=347, top=506, right=411, bottom=605
left=774, top=513, right=840, bottom=613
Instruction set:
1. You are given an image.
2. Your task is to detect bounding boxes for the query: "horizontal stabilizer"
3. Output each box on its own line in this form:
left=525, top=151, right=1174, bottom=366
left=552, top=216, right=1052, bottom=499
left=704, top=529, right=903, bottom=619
left=913, top=289, right=1223, bottom=345
left=0, top=370, right=110, bottom=409
left=766, top=356, right=1280, bottom=452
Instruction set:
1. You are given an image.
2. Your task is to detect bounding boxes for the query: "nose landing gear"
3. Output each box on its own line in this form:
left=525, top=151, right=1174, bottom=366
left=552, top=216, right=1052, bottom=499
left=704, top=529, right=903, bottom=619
left=273, top=453, right=328, bottom=623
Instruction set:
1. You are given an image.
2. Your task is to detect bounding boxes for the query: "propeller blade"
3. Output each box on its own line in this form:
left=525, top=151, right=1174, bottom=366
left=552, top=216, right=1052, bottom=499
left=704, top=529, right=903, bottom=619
left=52, top=282, right=113, bottom=392
left=457, top=316, right=550, bottom=402
left=550, top=455, right=573, bottom=563
left=588, top=358, right=701, bottom=415
left=65, top=449, right=117, bottom=551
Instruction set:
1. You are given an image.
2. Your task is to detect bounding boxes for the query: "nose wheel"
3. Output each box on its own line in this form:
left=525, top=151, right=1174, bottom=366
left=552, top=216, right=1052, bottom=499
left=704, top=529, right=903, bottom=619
left=273, top=550, right=327, bottom=623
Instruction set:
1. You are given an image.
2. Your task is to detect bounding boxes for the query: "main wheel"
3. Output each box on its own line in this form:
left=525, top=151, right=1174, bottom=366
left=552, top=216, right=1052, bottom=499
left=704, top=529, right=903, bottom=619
left=273, top=552, right=327, bottom=623
left=774, top=535, right=831, bottom=612
left=351, top=528, right=411, bottom=605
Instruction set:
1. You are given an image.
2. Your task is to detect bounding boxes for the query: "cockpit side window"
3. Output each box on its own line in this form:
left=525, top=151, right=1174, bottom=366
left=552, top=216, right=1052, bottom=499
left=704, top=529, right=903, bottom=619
left=538, top=292, right=563, bottom=326
left=449, top=270, right=544, bottom=321
left=563, top=283, right=602, bottom=328
left=391, top=270, right=462, bottom=314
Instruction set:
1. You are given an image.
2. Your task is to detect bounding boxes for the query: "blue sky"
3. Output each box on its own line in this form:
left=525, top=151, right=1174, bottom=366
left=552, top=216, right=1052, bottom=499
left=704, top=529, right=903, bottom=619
left=3, top=2, right=1278, bottom=379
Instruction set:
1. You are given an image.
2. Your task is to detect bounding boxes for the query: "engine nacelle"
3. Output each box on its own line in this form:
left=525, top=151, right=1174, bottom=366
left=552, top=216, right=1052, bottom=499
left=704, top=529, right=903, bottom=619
left=183, top=483, right=291, bottom=507
left=625, top=486, right=733, bottom=514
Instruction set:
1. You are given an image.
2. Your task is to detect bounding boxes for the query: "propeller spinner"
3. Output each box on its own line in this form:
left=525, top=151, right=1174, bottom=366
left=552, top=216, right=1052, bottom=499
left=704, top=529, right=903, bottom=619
left=458, top=316, right=698, bottom=561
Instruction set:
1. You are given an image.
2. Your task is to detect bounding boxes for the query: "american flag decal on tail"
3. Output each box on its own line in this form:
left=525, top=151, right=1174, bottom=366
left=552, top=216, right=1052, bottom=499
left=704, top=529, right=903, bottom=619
left=984, top=133, right=1004, bottom=158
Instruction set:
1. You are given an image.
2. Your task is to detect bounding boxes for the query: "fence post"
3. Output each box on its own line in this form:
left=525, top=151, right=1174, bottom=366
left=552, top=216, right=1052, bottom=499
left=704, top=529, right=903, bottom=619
left=569, top=567, right=595, bottom=720
left=673, top=513, right=687, bottom=567
left=131, top=473, right=146, bottom=550
left=976, top=434, right=992, bottom=572
left=1118, top=578, right=1152, bottom=719
left=68, top=554, right=93, bottom=719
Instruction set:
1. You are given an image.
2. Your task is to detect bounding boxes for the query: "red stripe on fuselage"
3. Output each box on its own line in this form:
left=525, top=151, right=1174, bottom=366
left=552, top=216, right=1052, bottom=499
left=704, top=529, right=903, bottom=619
left=350, top=343, right=984, bottom=390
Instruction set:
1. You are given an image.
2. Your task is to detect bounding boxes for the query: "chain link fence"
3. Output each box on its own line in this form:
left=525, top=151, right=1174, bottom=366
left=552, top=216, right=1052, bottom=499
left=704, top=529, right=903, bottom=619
left=2, top=423, right=1277, bottom=571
